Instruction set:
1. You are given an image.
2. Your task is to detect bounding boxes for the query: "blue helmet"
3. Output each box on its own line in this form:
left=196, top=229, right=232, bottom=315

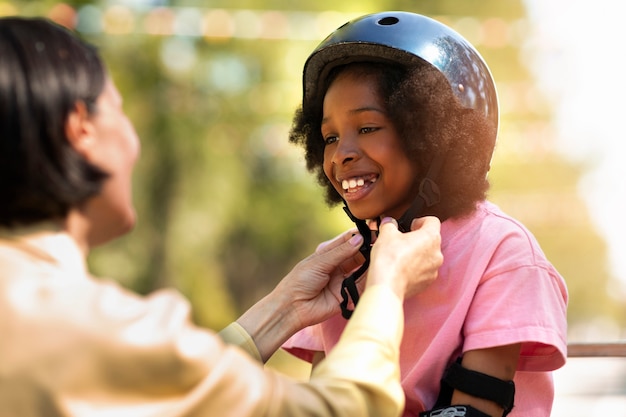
left=302, top=11, right=499, bottom=136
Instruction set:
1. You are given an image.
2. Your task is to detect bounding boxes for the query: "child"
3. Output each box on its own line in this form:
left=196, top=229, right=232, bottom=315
left=283, top=11, right=568, bottom=417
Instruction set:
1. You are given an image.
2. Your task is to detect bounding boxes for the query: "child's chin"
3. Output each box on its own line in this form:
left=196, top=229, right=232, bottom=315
left=346, top=206, right=379, bottom=222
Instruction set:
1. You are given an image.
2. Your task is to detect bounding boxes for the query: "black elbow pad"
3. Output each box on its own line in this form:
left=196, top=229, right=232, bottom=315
left=423, top=358, right=515, bottom=417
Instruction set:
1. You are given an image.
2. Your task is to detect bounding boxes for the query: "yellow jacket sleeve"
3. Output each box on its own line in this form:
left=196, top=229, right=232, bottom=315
left=218, top=321, right=263, bottom=361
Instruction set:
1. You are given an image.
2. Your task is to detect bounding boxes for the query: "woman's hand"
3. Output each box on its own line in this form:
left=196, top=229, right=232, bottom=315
left=236, top=229, right=365, bottom=361
left=270, top=229, right=368, bottom=330
left=367, top=216, right=442, bottom=299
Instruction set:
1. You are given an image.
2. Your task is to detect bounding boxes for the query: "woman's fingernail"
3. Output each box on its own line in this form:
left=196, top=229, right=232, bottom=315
left=349, top=234, right=363, bottom=246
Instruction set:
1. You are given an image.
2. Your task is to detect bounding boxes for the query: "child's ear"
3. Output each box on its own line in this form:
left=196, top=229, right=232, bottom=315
left=65, top=101, right=96, bottom=157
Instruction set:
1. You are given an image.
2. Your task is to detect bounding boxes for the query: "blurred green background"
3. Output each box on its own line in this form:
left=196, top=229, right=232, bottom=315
left=3, top=0, right=624, bottom=371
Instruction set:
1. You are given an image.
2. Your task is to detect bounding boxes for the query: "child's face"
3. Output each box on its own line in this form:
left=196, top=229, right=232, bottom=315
left=321, top=70, right=418, bottom=221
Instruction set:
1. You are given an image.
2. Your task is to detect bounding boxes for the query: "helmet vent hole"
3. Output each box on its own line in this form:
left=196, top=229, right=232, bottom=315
left=377, top=16, right=399, bottom=26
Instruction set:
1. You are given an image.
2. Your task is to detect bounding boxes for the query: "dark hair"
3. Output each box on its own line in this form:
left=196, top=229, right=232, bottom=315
left=0, top=17, right=109, bottom=227
left=288, top=61, right=497, bottom=221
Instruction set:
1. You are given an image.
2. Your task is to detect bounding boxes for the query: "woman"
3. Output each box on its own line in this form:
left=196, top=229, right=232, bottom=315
left=0, top=16, right=443, bottom=417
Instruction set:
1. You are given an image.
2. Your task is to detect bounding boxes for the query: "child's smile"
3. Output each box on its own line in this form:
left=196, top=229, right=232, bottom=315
left=338, top=173, right=379, bottom=202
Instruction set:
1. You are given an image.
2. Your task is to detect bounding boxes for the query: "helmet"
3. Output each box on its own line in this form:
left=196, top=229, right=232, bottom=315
left=302, top=11, right=499, bottom=133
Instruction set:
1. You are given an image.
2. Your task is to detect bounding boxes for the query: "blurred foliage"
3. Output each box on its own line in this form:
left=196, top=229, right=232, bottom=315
left=3, top=0, right=624, bottom=339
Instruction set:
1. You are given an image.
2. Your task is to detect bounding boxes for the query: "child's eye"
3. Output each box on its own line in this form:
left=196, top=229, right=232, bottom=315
left=324, top=135, right=338, bottom=145
left=360, top=126, right=378, bottom=134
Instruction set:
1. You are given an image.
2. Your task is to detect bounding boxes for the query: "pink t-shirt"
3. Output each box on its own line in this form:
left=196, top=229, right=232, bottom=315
left=283, top=201, right=568, bottom=417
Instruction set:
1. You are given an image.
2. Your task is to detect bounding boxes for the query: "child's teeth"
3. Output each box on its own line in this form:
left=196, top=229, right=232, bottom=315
left=341, top=176, right=375, bottom=191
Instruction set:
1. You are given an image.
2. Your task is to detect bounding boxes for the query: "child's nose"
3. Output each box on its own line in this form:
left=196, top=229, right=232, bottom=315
left=332, top=135, right=360, bottom=165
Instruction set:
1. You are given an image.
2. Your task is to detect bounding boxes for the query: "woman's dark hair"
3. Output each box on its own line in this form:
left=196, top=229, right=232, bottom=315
left=0, top=17, right=109, bottom=227
left=288, top=61, right=497, bottom=221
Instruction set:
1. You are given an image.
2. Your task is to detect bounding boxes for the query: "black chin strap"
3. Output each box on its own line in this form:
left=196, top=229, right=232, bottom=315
left=397, top=152, right=446, bottom=232
left=339, top=152, right=446, bottom=319
left=339, top=206, right=374, bottom=319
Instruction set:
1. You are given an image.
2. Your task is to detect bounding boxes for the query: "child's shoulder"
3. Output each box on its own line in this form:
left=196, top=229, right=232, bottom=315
left=475, top=200, right=534, bottom=233
left=442, top=200, right=539, bottom=248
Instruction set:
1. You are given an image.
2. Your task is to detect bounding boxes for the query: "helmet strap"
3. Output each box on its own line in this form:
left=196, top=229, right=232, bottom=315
left=339, top=204, right=375, bottom=319
left=397, top=152, right=445, bottom=231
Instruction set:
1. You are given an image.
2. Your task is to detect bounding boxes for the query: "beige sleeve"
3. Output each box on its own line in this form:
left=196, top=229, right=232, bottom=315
left=2, top=273, right=404, bottom=417
left=269, top=285, right=406, bottom=416
left=219, top=321, right=263, bottom=361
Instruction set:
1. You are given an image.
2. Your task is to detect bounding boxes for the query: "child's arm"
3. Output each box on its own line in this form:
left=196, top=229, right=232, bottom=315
left=450, top=343, right=521, bottom=417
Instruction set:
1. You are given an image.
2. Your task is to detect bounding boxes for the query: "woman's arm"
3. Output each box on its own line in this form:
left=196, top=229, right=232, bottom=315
left=235, top=230, right=365, bottom=362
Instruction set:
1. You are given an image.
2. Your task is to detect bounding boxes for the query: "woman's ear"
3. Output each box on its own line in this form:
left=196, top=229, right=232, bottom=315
left=65, top=101, right=96, bottom=157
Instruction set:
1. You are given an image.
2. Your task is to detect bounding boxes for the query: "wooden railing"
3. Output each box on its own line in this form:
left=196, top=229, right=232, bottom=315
left=567, top=342, right=626, bottom=358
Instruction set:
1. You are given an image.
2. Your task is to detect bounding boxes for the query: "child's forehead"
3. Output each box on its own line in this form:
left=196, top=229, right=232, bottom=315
left=324, top=64, right=395, bottom=100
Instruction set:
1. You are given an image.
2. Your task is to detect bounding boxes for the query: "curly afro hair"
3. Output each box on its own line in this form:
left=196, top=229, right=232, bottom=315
left=288, top=61, right=497, bottom=222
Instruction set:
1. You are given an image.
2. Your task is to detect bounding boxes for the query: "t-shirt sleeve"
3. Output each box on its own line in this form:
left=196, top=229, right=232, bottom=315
left=282, top=323, right=325, bottom=363
left=461, top=226, right=568, bottom=372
